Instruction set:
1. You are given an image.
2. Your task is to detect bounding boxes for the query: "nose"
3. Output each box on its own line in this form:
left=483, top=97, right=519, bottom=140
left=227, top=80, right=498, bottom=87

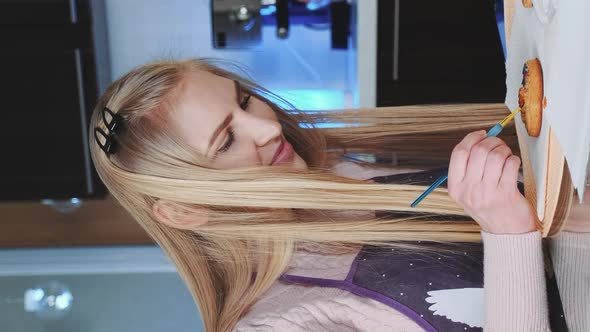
left=239, top=111, right=282, bottom=147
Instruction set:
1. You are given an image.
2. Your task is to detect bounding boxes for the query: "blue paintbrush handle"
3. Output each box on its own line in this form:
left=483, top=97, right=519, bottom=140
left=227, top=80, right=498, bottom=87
left=410, top=174, right=449, bottom=207
left=486, top=123, right=504, bottom=138
left=410, top=124, right=505, bottom=207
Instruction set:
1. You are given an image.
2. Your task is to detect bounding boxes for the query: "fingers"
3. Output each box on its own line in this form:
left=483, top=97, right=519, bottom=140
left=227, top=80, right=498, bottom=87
left=463, top=136, right=504, bottom=183
left=447, top=131, right=534, bottom=234
left=482, top=145, right=513, bottom=188
left=499, top=155, right=522, bottom=189
left=449, top=130, right=518, bottom=192
left=448, top=130, right=487, bottom=188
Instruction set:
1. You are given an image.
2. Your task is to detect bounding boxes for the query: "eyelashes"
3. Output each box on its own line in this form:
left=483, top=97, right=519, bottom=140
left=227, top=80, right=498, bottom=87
left=218, top=128, right=234, bottom=153
left=240, top=94, right=251, bottom=110
left=216, top=94, right=251, bottom=155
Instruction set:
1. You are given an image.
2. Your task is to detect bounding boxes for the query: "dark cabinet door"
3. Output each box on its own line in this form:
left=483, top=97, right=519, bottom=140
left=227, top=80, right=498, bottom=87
left=0, top=0, right=104, bottom=200
left=377, top=0, right=506, bottom=106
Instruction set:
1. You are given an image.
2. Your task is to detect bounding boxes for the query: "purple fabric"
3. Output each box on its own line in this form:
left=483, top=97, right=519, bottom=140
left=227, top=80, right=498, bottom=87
left=280, top=242, right=568, bottom=332
left=351, top=244, right=484, bottom=331
left=280, top=243, right=483, bottom=332
left=281, top=248, right=439, bottom=332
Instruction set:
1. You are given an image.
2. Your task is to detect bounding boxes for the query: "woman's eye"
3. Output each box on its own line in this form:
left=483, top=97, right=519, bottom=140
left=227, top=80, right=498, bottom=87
left=240, top=94, right=251, bottom=110
left=217, top=128, right=234, bottom=154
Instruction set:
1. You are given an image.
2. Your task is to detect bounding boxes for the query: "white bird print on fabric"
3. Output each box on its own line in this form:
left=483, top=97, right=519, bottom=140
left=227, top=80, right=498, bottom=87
left=425, top=287, right=485, bottom=328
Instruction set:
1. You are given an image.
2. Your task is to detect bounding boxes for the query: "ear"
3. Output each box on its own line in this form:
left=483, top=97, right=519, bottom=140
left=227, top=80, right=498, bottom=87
left=152, top=200, right=209, bottom=230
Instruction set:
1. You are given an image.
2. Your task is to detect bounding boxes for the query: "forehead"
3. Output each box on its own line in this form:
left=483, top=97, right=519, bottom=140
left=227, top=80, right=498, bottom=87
left=170, top=70, right=235, bottom=153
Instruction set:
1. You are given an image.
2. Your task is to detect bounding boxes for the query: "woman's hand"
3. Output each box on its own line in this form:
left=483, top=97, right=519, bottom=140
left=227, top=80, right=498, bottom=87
left=448, top=130, right=538, bottom=234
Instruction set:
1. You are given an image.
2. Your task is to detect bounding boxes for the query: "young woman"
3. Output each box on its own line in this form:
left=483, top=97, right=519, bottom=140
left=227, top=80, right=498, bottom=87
left=90, top=59, right=589, bottom=331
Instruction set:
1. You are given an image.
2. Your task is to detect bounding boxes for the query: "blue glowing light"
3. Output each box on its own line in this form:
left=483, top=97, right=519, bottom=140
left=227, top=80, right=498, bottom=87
left=260, top=5, right=276, bottom=16
left=273, top=89, right=345, bottom=111
left=270, top=89, right=356, bottom=128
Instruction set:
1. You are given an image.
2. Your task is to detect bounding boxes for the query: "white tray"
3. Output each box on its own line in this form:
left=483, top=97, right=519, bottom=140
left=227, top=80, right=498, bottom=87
left=505, top=0, right=590, bottom=216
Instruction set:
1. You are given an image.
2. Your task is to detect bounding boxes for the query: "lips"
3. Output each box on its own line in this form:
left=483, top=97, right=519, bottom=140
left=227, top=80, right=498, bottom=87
left=271, top=138, right=294, bottom=165
left=271, top=139, right=285, bottom=165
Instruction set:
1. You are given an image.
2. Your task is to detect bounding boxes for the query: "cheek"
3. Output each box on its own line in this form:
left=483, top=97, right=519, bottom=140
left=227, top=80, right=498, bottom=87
left=214, top=143, right=261, bottom=169
left=251, top=99, right=278, bottom=121
left=292, top=153, right=308, bottom=170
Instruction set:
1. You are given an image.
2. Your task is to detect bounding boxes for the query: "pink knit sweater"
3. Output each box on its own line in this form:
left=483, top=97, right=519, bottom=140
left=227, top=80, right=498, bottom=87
left=234, top=163, right=590, bottom=331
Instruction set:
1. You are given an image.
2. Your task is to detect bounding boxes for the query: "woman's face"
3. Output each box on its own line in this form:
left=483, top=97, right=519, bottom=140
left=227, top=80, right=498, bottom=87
left=169, top=70, right=307, bottom=170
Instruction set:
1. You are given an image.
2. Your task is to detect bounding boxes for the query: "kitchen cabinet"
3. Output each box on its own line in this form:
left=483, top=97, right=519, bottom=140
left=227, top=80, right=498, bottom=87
left=0, top=0, right=107, bottom=200
left=377, top=0, right=506, bottom=106
left=0, top=197, right=152, bottom=247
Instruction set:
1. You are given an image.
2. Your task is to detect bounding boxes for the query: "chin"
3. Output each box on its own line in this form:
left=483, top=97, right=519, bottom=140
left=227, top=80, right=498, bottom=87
left=292, top=154, right=308, bottom=170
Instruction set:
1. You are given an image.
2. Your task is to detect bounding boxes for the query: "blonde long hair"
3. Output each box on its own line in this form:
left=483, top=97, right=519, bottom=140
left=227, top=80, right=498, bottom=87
left=90, top=59, right=519, bottom=331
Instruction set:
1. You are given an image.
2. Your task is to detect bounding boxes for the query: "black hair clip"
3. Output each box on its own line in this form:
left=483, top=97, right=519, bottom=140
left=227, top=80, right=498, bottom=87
left=94, top=107, right=125, bottom=154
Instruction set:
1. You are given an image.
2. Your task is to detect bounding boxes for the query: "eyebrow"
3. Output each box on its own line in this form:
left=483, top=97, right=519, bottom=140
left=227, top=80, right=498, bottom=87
left=206, top=80, right=242, bottom=154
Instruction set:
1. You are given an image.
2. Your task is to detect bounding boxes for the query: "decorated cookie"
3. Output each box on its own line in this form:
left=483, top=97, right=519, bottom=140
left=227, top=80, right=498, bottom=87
left=518, top=58, right=544, bottom=137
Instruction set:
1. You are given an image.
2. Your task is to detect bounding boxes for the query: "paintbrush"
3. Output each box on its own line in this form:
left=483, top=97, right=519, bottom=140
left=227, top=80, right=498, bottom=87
left=410, top=107, right=522, bottom=208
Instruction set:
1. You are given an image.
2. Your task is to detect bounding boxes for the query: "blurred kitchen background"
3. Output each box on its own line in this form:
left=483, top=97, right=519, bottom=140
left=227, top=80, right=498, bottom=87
left=0, top=0, right=506, bottom=331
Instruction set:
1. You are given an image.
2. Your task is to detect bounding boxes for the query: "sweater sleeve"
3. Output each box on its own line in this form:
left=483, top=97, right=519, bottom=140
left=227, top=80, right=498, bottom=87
left=481, top=231, right=551, bottom=332
left=548, top=231, right=590, bottom=332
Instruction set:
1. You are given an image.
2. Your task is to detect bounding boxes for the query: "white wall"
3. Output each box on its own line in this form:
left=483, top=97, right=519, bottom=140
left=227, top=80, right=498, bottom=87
left=105, top=0, right=352, bottom=95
